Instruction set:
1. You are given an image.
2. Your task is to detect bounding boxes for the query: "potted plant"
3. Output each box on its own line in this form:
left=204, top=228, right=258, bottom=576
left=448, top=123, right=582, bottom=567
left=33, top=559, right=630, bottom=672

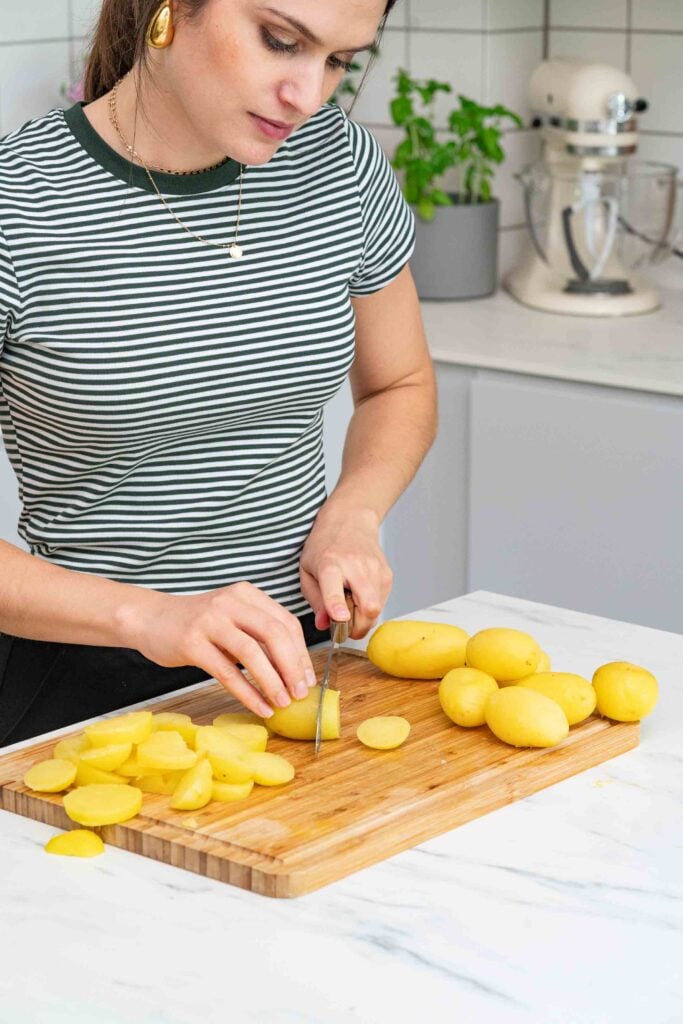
left=389, top=69, right=522, bottom=300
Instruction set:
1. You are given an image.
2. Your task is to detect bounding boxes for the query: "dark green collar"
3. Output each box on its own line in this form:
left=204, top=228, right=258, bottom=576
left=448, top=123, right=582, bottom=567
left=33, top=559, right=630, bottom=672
left=62, top=101, right=242, bottom=195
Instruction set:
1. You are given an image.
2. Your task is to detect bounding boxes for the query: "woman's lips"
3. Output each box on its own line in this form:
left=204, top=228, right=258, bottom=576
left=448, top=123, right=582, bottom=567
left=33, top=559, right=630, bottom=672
left=249, top=112, right=294, bottom=140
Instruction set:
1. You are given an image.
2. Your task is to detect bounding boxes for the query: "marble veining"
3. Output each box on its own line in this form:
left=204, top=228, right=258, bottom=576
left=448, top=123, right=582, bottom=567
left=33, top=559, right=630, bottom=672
left=0, top=590, right=682, bottom=1024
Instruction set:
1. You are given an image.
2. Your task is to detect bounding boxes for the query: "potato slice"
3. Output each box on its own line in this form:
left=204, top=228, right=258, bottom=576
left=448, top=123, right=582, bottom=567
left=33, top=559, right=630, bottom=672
left=211, top=779, right=254, bottom=803
left=84, top=710, right=153, bottom=748
left=137, top=731, right=198, bottom=771
left=117, top=755, right=144, bottom=778
left=75, top=761, right=129, bottom=786
left=45, top=829, right=105, bottom=858
left=265, top=685, right=340, bottom=741
left=213, top=711, right=268, bottom=728
left=356, top=716, right=411, bottom=750
left=53, top=734, right=90, bottom=763
left=151, top=712, right=198, bottom=747
left=63, top=784, right=143, bottom=825
left=213, top=722, right=269, bottom=752
left=242, top=751, right=295, bottom=786
left=78, top=742, right=133, bottom=771
left=24, top=758, right=77, bottom=793
left=207, top=751, right=253, bottom=784
left=136, top=772, right=184, bottom=795
left=193, top=725, right=250, bottom=757
left=170, top=758, right=213, bottom=810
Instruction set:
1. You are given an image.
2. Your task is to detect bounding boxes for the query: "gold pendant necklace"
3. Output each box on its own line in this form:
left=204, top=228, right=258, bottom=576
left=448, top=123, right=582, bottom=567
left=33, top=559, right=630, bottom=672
left=108, top=77, right=244, bottom=259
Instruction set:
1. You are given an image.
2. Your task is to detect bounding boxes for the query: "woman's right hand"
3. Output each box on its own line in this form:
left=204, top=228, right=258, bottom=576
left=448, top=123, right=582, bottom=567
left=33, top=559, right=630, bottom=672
left=120, top=581, right=318, bottom=718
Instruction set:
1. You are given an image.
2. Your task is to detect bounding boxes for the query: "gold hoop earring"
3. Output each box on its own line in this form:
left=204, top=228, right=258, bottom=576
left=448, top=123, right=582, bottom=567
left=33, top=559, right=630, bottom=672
left=146, top=1, right=174, bottom=49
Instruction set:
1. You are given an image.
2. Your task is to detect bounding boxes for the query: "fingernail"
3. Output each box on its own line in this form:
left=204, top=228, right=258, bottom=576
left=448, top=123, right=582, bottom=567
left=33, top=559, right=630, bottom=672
left=276, top=691, right=291, bottom=708
left=260, top=704, right=274, bottom=718
left=305, top=668, right=317, bottom=688
left=333, top=604, right=348, bottom=618
left=293, top=680, right=308, bottom=699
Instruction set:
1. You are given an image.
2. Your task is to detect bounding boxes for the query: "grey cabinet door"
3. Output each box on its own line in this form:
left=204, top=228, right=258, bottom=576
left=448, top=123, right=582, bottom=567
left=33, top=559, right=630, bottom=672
left=468, top=371, right=683, bottom=632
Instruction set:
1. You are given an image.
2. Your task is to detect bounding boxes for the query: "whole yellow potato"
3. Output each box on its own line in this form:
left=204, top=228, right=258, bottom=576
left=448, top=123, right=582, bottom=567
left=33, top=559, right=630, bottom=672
left=484, top=686, right=569, bottom=747
left=265, top=685, right=340, bottom=741
left=592, top=661, right=659, bottom=722
left=512, top=672, right=596, bottom=726
left=536, top=650, right=552, bottom=673
left=45, top=829, right=105, bottom=858
left=438, top=668, right=498, bottom=727
left=367, top=620, right=469, bottom=679
left=466, top=628, right=541, bottom=681
left=356, top=716, right=411, bottom=750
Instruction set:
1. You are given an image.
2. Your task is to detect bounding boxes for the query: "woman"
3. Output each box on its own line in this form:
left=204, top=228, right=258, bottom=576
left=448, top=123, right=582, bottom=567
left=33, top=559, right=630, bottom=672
left=0, top=0, right=436, bottom=745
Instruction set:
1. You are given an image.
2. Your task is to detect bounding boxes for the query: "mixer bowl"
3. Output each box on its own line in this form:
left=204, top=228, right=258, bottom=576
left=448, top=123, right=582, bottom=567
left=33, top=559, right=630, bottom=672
left=516, top=159, right=680, bottom=285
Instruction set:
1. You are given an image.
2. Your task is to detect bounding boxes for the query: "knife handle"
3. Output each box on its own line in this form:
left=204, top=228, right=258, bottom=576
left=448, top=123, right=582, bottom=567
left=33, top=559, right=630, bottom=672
left=331, top=589, right=355, bottom=642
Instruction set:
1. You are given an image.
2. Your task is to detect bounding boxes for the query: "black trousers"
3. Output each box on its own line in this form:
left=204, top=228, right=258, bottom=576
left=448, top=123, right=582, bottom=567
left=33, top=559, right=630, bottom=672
left=0, top=611, right=328, bottom=748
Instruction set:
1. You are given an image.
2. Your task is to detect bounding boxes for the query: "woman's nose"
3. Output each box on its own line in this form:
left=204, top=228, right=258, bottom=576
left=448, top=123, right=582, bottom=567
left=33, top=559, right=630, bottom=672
left=278, top=67, right=328, bottom=120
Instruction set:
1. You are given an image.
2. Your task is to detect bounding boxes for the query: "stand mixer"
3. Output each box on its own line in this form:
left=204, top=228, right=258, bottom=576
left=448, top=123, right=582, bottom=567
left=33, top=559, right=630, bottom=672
left=505, top=58, right=681, bottom=316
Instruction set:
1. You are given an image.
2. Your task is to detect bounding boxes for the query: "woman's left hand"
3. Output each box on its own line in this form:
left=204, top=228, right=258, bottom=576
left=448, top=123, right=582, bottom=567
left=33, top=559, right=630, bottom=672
left=299, top=506, right=392, bottom=638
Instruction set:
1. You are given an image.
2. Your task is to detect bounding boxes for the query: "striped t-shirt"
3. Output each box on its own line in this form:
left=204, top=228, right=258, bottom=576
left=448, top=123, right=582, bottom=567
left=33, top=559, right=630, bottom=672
left=0, top=99, right=415, bottom=614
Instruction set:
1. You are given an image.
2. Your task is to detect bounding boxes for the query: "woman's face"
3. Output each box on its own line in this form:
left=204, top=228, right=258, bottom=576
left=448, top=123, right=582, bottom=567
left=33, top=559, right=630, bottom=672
left=152, top=0, right=386, bottom=165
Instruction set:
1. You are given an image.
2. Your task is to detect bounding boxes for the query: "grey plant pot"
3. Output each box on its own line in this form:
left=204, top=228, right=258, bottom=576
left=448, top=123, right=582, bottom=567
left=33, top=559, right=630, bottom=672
left=409, top=194, right=500, bottom=301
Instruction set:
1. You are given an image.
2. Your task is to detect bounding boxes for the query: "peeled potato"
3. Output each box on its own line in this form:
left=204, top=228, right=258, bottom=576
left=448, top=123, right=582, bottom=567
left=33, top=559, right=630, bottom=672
left=169, top=758, right=213, bottom=810
left=117, top=755, right=145, bottom=778
left=356, top=716, right=410, bottom=750
left=367, top=620, right=469, bottom=679
left=265, top=685, right=340, bottom=741
left=45, top=829, right=105, bottom=858
left=207, top=750, right=253, bottom=784
left=151, top=712, right=197, bottom=747
left=84, top=711, right=153, bottom=748
left=193, top=725, right=251, bottom=757
left=137, top=731, right=198, bottom=771
left=499, top=648, right=552, bottom=687
left=24, top=758, right=77, bottom=793
left=136, top=772, right=184, bottom=795
left=211, top=779, right=254, bottom=803
left=513, top=672, right=596, bottom=726
left=485, top=686, right=569, bottom=748
left=78, top=742, right=133, bottom=771
left=466, top=628, right=542, bottom=682
left=438, top=668, right=499, bottom=727
left=63, top=783, right=143, bottom=826
left=242, top=751, right=295, bottom=786
left=75, top=761, right=129, bottom=787
left=213, top=722, right=269, bottom=751
left=592, top=661, right=659, bottom=722
left=53, top=734, right=90, bottom=763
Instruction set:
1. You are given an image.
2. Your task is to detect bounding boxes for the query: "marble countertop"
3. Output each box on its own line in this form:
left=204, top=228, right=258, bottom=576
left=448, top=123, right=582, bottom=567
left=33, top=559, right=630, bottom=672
left=1, top=590, right=681, bottom=1024
left=422, top=281, right=683, bottom=397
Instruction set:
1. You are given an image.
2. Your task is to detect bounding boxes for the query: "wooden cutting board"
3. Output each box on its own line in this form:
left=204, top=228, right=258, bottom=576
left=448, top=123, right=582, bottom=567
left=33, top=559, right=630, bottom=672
left=0, top=647, right=638, bottom=898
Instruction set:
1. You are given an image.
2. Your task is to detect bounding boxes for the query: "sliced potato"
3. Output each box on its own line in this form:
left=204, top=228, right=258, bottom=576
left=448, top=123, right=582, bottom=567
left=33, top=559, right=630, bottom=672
left=117, top=755, right=144, bottom=778
left=213, top=722, right=269, bottom=751
left=24, top=758, right=77, bottom=793
left=45, top=829, right=105, bottom=857
left=170, top=758, right=213, bottom=811
left=207, top=751, right=253, bottom=784
left=75, top=761, right=129, bottom=787
left=63, top=783, right=143, bottom=825
left=151, top=712, right=198, bottom=747
left=136, top=772, right=184, bottom=795
left=356, top=716, right=411, bottom=750
left=137, top=731, right=198, bottom=771
left=193, top=725, right=250, bottom=757
left=242, top=751, right=295, bottom=786
left=84, top=710, right=153, bottom=748
left=53, top=734, right=90, bottom=764
left=78, top=742, right=133, bottom=771
left=211, top=779, right=254, bottom=803
left=265, top=685, right=340, bottom=741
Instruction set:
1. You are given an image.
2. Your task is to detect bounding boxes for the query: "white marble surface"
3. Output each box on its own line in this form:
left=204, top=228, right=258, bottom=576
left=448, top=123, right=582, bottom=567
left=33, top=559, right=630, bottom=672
left=1, top=589, right=682, bottom=1024
left=422, top=281, right=683, bottom=396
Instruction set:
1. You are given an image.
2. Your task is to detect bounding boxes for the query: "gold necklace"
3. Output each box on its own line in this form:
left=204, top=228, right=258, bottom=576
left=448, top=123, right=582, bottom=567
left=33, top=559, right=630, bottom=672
left=108, top=77, right=244, bottom=259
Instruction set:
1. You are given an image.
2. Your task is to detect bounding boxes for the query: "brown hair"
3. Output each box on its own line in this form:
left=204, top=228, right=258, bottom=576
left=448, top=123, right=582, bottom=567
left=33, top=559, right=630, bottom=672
left=83, top=0, right=399, bottom=117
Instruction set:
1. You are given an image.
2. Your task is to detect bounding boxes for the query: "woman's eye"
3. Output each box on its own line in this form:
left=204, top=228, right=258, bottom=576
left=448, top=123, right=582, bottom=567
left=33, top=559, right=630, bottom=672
left=261, top=28, right=353, bottom=73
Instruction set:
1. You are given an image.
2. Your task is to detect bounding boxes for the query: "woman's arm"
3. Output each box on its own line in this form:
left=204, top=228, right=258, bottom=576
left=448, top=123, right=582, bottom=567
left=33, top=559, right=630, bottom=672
left=300, top=263, right=437, bottom=634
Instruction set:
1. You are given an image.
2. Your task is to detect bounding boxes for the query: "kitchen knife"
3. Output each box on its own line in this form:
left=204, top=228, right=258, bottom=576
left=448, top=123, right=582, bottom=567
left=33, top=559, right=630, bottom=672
left=314, top=591, right=354, bottom=754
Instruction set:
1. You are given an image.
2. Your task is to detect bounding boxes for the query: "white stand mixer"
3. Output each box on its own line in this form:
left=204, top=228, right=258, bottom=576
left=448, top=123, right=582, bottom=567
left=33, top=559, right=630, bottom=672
left=506, top=58, right=680, bottom=316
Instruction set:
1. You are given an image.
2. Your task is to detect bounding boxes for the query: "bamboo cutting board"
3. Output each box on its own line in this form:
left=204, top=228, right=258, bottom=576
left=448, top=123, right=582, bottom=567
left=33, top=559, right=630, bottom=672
left=0, top=647, right=639, bottom=898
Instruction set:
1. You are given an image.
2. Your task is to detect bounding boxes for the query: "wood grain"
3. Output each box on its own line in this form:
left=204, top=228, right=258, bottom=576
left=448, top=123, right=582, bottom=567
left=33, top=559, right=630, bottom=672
left=0, top=649, right=639, bottom=897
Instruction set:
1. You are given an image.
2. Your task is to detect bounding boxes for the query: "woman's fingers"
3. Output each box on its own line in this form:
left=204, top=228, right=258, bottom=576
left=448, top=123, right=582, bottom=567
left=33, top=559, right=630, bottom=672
left=190, top=640, right=275, bottom=718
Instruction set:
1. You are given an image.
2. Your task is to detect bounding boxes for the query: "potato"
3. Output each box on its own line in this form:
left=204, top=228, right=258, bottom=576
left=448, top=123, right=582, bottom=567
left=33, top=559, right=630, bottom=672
left=513, top=672, right=596, bottom=726
left=170, top=758, right=213, bottom=810
left=193, top=725, right=250, bottom=757
left=84, top=711, right=153, bottom=748
left=24, top=758, right=77, bottom=793
left=136, top=772, right=184, bottom=795
left=265, top=685, right=340, bottom=741
left=367, top=620, right=469, bottom=679
left=213, top=722, right=268, bottom=751
left=45, top=829, right=105, bottom=858
left=207, top=750, right=253, bottom=784
left=466, top=628, right=541, bottom=682
left=151, top=712, right=197, bottom=747
left=74, top=761, right=129, bottom=786
left=242, top=751, right=295, bottom=786
left=117, top=755, right=145, bottom=778
left=63, top=783, right=143, bottom=825
left=356, top=716, right=410, bottom=750
left=211, top=779, right=254, bottom=803
left=485, top=686, right=569, bottom=747
left=592, top=661, right=659, bottom=722
left=78, top=742, right=133, bottom=771
left=137, top=731, right=198, bottom=771
left=499, top=649, right=552, bottom=687
left=53, top=734, right=90, bottom=763
left=438, top=668, right=498, bottom=727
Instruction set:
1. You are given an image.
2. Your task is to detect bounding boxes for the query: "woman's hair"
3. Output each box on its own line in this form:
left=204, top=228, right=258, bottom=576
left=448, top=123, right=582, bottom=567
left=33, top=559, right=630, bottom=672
left=82, top=0, right=399, bottom=118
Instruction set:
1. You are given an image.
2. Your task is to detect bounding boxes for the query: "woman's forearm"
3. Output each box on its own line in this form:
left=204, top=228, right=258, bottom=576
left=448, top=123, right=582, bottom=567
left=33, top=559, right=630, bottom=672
left=0, top=539, right=160, bottom=646
left=324, top=370, right=438, bottom=524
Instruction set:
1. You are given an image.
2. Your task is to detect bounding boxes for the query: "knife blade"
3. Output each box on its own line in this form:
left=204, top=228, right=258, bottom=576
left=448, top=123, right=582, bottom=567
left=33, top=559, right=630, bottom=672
left=314, top=592, right=354, bottom=754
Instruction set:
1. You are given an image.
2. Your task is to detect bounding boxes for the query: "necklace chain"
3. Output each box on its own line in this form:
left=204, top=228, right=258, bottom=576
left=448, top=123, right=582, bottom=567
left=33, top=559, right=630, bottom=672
left=108, top=76, right=244, bottom=258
